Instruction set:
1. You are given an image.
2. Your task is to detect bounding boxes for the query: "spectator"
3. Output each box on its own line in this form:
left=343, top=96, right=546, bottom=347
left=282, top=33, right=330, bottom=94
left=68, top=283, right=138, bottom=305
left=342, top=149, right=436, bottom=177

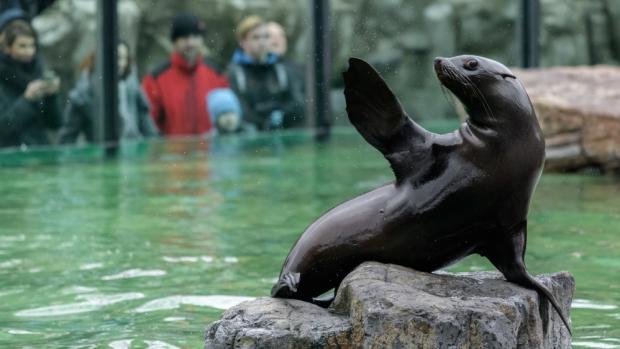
left=58, top=41, right=159, bottom=144
left=0, top=0, right=55, bottom=47
left=0, top=19, right=61, bottom=148
left=207, top=88, right=245, bottom=134
left=142, top=13, right=228, bottom=137
left=227, top=16, right=305, bottom=131
left=265, top=20, right=305, bottom=114
left=265, top=21, right=287, bottom=57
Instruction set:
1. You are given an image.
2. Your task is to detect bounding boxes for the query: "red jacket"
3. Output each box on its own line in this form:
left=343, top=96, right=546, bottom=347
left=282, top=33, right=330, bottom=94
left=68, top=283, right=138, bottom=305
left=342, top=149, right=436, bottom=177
left=142, top=52, right=229, bottom=136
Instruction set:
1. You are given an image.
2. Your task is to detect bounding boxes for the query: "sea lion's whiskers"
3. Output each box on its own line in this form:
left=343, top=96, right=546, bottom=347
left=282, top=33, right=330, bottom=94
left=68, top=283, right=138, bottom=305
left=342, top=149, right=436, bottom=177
left=455, top=69, right=496, bottom=121
left=439, top=85, right=457, bottom=110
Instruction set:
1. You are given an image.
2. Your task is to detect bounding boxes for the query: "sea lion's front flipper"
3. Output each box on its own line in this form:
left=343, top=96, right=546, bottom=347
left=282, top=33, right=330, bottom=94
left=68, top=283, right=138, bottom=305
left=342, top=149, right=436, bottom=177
left=343, top=58, right=430, bottom=182
left=481, top=222, right=572, bottom=336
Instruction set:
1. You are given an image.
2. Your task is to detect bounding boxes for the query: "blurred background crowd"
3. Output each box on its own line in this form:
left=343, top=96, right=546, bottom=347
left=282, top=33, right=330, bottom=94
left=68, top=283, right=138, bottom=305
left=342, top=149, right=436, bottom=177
left=0, top=0, right=309, bottom=150
left=1, top=0, right=619, bottom=150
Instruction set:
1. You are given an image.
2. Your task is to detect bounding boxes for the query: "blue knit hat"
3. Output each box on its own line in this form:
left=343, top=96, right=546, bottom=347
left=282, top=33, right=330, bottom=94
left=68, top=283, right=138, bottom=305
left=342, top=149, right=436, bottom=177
left=207, top=88, right=242, bottom=121
left=0, top=6, right=29, bottom=32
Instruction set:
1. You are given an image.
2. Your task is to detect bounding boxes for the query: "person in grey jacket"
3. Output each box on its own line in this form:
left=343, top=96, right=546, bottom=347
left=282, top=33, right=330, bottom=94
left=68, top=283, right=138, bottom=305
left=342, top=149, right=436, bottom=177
left=58, top=41, right=158, bottom=144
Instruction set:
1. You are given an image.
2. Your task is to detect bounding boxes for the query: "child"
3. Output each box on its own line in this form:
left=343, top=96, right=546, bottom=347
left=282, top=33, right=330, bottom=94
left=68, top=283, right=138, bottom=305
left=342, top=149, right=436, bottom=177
left=207, top=88, right=245, bottom=134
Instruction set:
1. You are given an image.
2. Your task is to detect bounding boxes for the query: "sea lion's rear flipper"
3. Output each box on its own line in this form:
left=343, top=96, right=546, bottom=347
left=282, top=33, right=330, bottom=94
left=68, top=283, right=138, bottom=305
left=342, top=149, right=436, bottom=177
left=271, top=272, right=300, bottom=298
left=343, top=58, right=430, bottom=182
left=481, top=222, right=572, bottom=336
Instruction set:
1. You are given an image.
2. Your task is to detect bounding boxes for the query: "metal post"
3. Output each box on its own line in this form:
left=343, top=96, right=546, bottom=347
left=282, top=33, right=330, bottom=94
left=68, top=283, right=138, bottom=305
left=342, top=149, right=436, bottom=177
left=521, top=0, right=540, bottom=68
left=311, top=0, right=331, bottom=142
left=95, top=0, right=119, bottom=157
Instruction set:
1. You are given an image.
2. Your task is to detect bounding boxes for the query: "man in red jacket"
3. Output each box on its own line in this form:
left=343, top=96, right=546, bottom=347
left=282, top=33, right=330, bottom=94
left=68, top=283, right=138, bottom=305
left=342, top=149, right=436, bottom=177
left=142, top=13, right=229, bottom=136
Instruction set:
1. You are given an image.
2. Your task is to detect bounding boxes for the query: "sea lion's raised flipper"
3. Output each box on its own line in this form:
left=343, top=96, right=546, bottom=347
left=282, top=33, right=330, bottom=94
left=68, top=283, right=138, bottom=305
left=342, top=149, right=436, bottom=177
left=343, top=58, right=431, bottom=182
left=482, top=222, right=572, bottom=336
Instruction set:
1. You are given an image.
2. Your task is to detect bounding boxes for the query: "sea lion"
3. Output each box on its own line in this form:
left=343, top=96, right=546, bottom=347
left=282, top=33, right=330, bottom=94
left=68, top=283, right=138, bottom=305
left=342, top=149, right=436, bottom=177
left=271, top=55, right=571, bottom=334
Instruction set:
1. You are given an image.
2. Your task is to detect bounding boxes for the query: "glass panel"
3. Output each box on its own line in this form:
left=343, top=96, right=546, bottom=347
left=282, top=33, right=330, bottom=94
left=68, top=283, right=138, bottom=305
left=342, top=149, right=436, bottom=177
left=0, top=1, right=618, bottom=347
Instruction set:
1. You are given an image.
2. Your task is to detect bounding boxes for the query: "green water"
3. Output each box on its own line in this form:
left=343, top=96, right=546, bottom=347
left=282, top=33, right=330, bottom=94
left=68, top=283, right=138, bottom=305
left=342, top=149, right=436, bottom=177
left=0, top=126, right=618, bottom=348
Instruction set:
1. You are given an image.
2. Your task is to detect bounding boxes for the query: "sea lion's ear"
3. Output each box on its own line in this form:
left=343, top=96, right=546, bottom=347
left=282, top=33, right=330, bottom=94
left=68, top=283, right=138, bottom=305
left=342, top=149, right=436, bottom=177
left=501, top=73, right=516, bottom=80
left=343, top=58, right=431, bottom=182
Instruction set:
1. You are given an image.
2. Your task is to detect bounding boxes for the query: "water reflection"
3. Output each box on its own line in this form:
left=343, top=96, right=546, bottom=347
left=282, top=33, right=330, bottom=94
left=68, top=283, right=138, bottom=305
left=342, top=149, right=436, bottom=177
left=572, top=341, right=620, bottom=349
left=101, top=269, right=167, bottom=280
left=15, top=293, right=145, bottom=317
left=573, top=299, right=618, bottom=310
left=133, top=295, right=254, bottom=313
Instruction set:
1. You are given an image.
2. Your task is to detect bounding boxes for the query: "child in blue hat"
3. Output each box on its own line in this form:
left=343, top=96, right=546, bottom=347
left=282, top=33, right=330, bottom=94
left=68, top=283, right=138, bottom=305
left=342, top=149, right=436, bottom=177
left=207, top=88, right=244, bottom=134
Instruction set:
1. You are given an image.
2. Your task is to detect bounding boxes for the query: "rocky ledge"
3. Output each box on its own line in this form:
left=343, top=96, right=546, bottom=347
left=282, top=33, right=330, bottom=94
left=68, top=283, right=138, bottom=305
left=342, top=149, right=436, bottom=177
left=205, top=262, right=574, bottom=349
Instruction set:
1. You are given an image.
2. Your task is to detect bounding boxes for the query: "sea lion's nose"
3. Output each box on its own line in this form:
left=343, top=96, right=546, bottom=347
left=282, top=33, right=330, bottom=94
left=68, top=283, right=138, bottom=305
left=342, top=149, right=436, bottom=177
left=434, top=57, right=446, bottom=73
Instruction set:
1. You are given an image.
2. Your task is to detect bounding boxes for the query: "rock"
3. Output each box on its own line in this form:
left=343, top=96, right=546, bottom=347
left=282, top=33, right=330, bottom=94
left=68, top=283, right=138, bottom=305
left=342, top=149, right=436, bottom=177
left=515, top=66, right=620, bottom=172
left=205, top=262, right=574, bottom=349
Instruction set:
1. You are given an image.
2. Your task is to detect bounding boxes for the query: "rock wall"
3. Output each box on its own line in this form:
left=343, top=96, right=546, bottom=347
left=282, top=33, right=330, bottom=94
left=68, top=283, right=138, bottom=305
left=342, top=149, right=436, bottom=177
left=515, top=66, right=620, bottom=173
left=32, top=0, right=620, bottom=121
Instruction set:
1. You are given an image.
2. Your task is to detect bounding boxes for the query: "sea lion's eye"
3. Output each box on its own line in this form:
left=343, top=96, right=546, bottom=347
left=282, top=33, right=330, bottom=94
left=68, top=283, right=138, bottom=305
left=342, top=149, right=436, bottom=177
left=464, top=59, right=478, bottom=70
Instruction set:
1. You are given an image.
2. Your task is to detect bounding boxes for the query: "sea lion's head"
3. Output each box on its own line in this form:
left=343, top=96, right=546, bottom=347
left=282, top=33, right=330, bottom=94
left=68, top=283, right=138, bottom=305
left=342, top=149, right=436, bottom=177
left=433, top=55, right=534, bottom=130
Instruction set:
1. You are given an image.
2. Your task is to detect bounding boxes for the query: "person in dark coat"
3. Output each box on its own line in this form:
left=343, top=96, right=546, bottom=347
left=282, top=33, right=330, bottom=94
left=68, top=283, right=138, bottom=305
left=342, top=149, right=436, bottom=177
left=0, top=19, right=61, bottom=148
left=58, top=41, right=158, bottom=144
left=227, top=16, right=305, bottom=131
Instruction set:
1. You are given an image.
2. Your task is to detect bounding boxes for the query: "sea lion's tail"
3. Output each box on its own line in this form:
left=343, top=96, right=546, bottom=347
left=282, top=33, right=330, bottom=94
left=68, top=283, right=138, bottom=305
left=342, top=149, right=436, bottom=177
left=271, top=272, right=300, bottom=298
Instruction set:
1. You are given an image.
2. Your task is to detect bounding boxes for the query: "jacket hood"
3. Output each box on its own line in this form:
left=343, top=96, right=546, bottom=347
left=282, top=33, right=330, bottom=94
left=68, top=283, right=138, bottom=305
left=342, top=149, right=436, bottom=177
left=231, top=48, right=279, bottom=66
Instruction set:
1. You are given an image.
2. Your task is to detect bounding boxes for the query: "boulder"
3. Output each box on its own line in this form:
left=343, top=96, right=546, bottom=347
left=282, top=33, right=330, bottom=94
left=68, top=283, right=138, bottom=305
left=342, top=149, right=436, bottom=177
left=205, top=262, right=574, bottom=349
left=515, top=66, right=620, bottom=173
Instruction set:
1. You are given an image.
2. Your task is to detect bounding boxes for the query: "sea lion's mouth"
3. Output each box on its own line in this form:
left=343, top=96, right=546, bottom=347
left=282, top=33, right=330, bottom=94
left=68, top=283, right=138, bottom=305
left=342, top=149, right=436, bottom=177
left=433, top=57, right=449, bottom=83
left=433, top=58, right=471, bottom=90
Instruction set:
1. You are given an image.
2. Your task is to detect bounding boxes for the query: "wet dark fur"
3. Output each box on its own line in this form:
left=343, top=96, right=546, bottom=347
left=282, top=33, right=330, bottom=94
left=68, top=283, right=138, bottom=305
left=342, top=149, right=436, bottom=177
left=272, top=56, right=571, bottom=335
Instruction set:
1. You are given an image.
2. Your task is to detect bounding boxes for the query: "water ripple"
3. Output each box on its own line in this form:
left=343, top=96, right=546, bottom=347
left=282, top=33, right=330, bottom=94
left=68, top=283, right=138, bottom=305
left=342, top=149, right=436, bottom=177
left=0, top=234, right=25, bottom=242
left=133, top=295, right=255, bottom=313
left=144, top=340, right=181, bottom=349
left=572, top=299, right=618, bottom=310
left=102, top=269, right=166, bottom=280
left=15, top=292, right=145, bottom=317
left=109, top=339, right=132, bottom=349
left=7, top=329, right=40, bottom=335
left=0, top=259, right=22, bottom=269
left=80, top=263, right=104, bottom=270
left=163, top=317, right=186, bottom=322
left=572, top=342, right=619, bottom=349
left=162, top=256, right=199, bottom=263
left=61, top=286, right=98, bottom=295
